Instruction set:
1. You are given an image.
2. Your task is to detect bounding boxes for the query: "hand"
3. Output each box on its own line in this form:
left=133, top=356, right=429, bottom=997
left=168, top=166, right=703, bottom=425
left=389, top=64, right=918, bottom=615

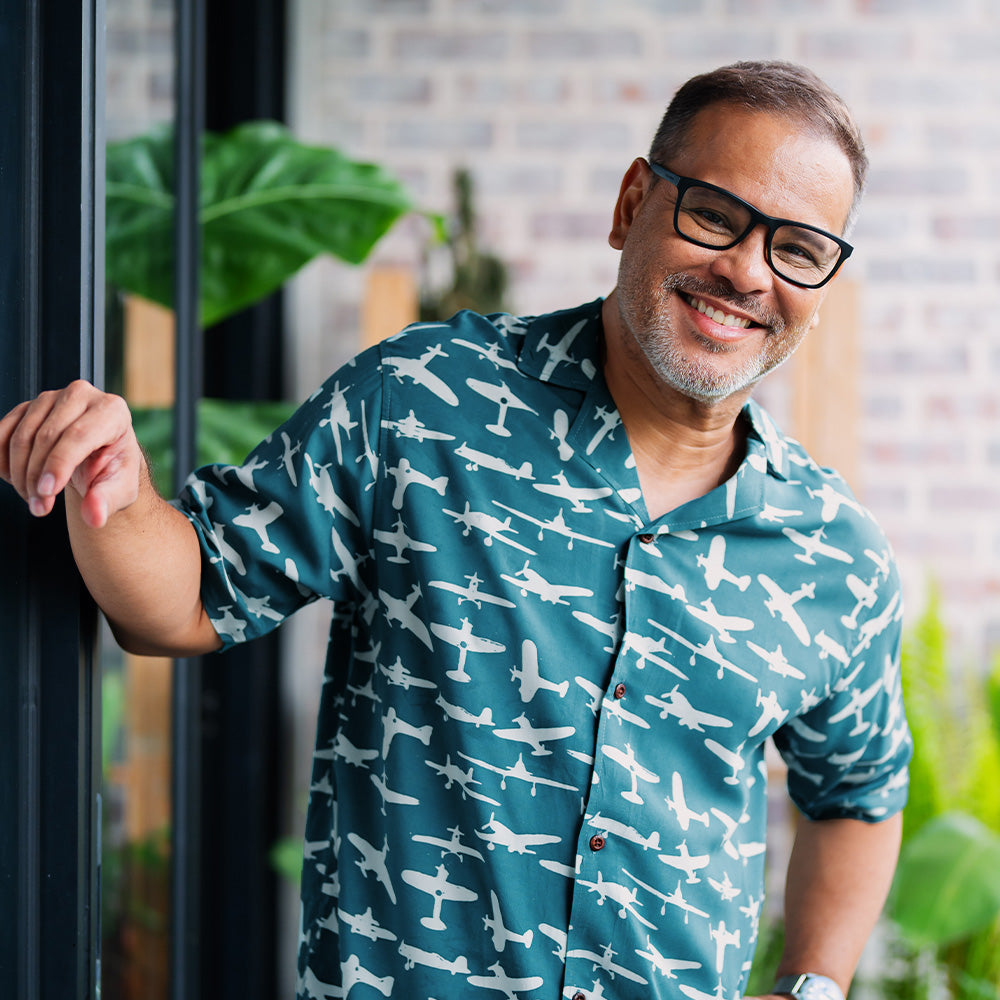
left=0, top=380, right=143, bottom=528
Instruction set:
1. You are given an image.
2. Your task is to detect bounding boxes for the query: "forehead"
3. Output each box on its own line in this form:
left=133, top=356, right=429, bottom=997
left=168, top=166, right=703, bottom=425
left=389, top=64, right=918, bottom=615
left=667, top=104, right=855, bottom=234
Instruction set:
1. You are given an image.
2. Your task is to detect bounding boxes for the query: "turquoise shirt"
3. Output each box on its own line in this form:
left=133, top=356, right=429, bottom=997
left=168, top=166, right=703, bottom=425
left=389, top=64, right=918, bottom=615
left=180, top=299, right=910, bottom=1000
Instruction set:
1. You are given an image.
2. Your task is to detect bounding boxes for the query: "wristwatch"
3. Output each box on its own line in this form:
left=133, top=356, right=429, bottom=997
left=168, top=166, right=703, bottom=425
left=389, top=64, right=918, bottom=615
left=773, top=974, right=844, bottom=1000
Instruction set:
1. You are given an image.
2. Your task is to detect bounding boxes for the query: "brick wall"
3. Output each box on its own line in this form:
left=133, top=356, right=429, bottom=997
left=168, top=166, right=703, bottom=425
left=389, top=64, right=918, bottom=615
left=287, top=0, right=1000, bottom=665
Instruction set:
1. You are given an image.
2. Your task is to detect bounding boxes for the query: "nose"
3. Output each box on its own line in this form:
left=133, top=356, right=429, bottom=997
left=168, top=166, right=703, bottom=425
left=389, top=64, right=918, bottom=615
left=707, top=225, right=774, bottom=295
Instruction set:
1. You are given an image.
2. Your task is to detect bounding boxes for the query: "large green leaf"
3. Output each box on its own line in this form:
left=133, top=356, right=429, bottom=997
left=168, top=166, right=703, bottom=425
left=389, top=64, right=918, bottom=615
left=106, top=121, right=413, bottom=326
left=889, top=812, right=1000, bottom=949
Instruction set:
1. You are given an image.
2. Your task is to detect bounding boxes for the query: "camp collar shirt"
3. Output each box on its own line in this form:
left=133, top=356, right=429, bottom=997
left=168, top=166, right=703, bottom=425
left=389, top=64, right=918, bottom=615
left=180, top=299, right=911, bottom=1000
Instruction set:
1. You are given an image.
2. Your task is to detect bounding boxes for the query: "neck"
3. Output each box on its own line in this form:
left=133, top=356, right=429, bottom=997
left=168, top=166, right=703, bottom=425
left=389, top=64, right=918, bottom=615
left=600, top=296, right=749, bottom=521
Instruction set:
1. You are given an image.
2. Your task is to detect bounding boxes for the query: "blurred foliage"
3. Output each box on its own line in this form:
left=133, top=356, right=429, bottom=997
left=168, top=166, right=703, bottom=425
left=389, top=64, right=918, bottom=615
left=107, top=120, right=415, bottom=327
left=420, top=167, right=509, bottom=321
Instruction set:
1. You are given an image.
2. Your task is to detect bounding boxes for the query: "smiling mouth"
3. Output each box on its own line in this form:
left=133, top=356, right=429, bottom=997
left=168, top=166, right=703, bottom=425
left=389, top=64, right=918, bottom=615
left=682, top=293, right=757, bottom=330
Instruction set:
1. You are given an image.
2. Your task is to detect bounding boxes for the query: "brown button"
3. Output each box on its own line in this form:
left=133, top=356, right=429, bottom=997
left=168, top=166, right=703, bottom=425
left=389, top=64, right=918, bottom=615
left=589, top=834, right=606, bottom=851
left=572, top=993, right=587, bottom=1000
left=613, top=683, right=626, bottom=700
left=638, top=533, right=655, bottom=543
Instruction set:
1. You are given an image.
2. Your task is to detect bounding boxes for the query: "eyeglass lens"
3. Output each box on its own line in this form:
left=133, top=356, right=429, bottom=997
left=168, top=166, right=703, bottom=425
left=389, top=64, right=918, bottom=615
left=677, top=184, right=842, bottom=286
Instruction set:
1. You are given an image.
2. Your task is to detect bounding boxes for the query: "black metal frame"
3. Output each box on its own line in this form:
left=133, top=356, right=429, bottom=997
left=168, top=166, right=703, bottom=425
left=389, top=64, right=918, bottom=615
left=0, top=2, right=105, bottom=998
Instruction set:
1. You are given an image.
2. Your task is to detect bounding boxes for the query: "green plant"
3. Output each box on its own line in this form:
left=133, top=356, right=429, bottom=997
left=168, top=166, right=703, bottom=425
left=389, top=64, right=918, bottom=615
left=877, top=590, right=1000, bottom=999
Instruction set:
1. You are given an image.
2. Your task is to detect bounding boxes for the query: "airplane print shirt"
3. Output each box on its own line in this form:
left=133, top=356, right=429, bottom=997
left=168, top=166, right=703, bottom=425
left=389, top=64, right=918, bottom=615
left=178, top=299, right=911, bottom=1000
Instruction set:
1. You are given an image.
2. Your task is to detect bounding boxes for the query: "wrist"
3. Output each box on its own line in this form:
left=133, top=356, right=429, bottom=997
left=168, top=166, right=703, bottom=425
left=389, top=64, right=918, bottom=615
left=773, top=973, right=845, bottom=1000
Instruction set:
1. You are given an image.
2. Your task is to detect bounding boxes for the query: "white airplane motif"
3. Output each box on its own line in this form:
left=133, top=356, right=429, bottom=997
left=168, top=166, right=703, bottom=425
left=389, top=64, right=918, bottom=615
left=346, top=832, right=396, bottom=903
left=864, top=546, right=892, bottom=578
left=398, top=939, right=471, bottom=976
left=710, top=920, right=741, bottom=973
left=635, top=936, right=702, bottom=979
left=412, top=824, right=486, bottom=864
left=209, top=606, right=248, bottom=643
left=536, top=318, right=586, bottom=381
left=428, top=571, right=516, bottom=610
left=747, top=689, right=788, bottom=737
left=303, top=454, right=360, bottom=526
left=476, top=812, right=561, bottom=855
left=649, top=619, right=756, bottom=682
left=484, top=889, right=534, bottom=952
left=501, top=560, right=593, bottom=606
left=622, top=629, right=689, bottom=679
left=578, top=871, right=657, bottom=929
left=600, top=693, right=651, bottom=730
left=379, top=583, right=434, bottom=649
left=443, top=502, right=536, bottom=554
left=510, top=639, right=570, bottom=702
left=494, top=713, right=576, bottom=756
left=538, top=923, right=567, bottom=959
left=757, top=573, right=815, bottom=646
left=373, top=516, right=437, bottom=564
left=381, top=705, right=433, bottom=759
left=622, top=870, right=707, bottom=923
left=827, top=677, right=884, bottom=735
left=658, top=840, right=710, bottom=884
left=210, top=522, right=246, bottom=575
left=574, top=676, right=603, bottom=716
left=430, top=616, right=506, bottom=683
left=697, top=535, right=750, bottom=591
left=455, top=442, right=534, bottom=480
left=232, top=583, right=283, bottom=622
left=587, top=812, right=661, bottom=851
left=686, top=597, right=754, bottom=644
left=467, top=959, right=544, bottom=1000
left=585, top=405, right=621, bottom=456
left=703, top=739, right=748, bottom=786
left=807, top=481, right=868, bottom=522
left=746, top=640, right=805, bottom=680
left=565, top=941, right=648, bottom=985
left=332, top=732, right=378, bottom=770
left=378, top=655, right=436, bottom=691
left=356, top=399, right=377, bottom=489
left=842, top=573, right=879, bottom=629
left=815, top=629, right=850, bottom=665
left=401, top=862, right=478, bottom=931
left=708, top=871, right=740, bottom=902
left=852, top=591, right=901, bottom=653
left=759, top=502, right=805, bottom=523
left=550, top=408, right=574, bottom=461
left=466, top=377, right=539, bottom=437
left=434, top=694, right=496, bottom=729
left=622, top=565, right=687, bottom=603
left=385, top=456, right=448, bottom=510
left=571, top=611, right=621, bottom=654
left=278, top=432, right=300, bottom=485
left=381, top=343, right=459, bottom=405
left=678, top=983, right=728, bottom=1000
left=533, top=470, right=613, bottom=512
left=337, top=906, right=397, bottom=942
left=381, top=409, right=456, bottom=443
left=601, top=742, right=660, bottom=804
left=370, top=772, right=421, bottom=814
left=451, top=337, right=518, bottom=372
left=425, top=755, right=501, bottom=806
left=460, top=748, right=579, bottom=797
left=232, top=501, right=283, bottom=554
left=213, top=453, right=268, bottom=494
left=644, top=686, right=733, bottom=733
left=782, top=525, right=854, bottom=565
left=493, top=501, right=614, bottom=551
left=317, top=380, right=357, bottom=464
left=329, top=524, right=368, bottom=589
left=665, top=770, right=710, bottom=830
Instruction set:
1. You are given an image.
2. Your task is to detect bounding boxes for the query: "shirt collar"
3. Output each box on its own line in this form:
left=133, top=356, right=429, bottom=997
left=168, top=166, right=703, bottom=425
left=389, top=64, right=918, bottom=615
left=516, top=298, right=792, bottom=483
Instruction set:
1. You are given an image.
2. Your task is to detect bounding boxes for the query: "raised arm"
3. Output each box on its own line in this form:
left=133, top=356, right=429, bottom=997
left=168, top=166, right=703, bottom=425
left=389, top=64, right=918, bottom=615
left=0, top=380, right=221, bottom=657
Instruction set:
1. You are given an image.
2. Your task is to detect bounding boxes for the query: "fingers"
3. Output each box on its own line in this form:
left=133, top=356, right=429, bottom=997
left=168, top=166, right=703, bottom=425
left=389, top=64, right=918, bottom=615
left=0, top=380, right=140, bottom=522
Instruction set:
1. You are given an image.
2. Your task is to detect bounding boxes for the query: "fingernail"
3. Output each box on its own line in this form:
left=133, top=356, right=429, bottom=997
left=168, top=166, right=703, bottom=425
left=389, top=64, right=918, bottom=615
left=29, top=497, right=46, bottom=517
left=38, top=473, right=55, bottom=497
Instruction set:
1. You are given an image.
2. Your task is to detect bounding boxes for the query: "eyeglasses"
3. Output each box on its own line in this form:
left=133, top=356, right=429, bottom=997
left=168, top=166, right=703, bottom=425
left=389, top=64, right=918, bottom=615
left=648, top=161, right=853, bottom=289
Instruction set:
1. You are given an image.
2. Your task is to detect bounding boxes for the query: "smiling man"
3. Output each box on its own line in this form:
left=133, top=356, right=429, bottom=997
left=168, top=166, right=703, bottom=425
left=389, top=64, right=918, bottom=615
left=1, top=61, right=909, bottom=1000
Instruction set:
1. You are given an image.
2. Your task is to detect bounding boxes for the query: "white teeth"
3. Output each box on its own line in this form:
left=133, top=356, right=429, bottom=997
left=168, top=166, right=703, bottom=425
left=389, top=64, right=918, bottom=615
left=690, top=296, right=751, bottom=329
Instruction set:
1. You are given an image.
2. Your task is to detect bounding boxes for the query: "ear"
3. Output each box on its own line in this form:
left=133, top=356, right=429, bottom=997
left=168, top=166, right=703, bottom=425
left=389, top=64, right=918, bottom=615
left=609, top=158, right=652, bottom=251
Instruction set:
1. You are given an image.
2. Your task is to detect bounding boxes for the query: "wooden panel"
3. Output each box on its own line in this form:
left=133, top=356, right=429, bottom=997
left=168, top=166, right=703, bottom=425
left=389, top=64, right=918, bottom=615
left=788, top=279, right=860, bottom=491
left=361, top=265, right=419, bottom=347
left=123, top=295, right=176, bottom=407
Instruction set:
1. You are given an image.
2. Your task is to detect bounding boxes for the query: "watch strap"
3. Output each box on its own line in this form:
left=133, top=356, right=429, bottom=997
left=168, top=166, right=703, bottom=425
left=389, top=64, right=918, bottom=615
left=774, top=973, right=845, bottom=1000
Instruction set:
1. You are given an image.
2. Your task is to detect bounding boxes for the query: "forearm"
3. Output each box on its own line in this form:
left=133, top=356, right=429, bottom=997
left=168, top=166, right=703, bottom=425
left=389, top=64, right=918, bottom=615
left=66, top=460, right=221, bottom=657
left=776, top=813, right=903, bottom=992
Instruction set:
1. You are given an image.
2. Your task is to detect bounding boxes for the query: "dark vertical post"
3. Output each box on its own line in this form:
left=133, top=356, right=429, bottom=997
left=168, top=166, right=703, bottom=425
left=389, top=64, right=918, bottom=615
left=0, top=2, right=104, bottom=999
left=170, top=1, right=206, bottom=1000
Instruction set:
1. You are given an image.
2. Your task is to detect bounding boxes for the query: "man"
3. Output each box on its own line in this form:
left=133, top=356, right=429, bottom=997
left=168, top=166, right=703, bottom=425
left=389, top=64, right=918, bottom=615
left=1, top=61, right=910, bottom=1000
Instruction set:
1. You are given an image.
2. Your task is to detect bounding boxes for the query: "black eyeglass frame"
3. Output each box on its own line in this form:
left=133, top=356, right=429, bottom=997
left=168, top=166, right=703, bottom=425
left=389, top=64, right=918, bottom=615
left=647, top=160, right=854, bottom=290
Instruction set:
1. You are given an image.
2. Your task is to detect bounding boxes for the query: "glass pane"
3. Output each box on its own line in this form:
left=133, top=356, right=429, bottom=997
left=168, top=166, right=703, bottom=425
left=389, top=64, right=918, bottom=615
left=102, top=1, right=176, bottom=997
